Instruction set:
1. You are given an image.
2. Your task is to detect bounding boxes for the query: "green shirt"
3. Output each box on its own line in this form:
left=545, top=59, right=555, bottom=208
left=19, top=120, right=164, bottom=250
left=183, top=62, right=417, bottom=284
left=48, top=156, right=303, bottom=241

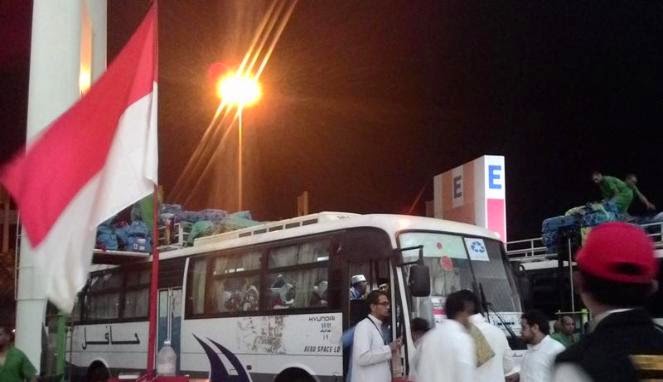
left=550, top=332, right=579, bottom=348
left=599, top=176, right=634, bottom=213
left=0, top=347, right=36, bottom=382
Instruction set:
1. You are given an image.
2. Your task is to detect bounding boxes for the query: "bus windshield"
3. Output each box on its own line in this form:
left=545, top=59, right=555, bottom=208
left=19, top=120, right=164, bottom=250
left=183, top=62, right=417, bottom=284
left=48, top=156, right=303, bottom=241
left=399, top=231, right=521, bottom=323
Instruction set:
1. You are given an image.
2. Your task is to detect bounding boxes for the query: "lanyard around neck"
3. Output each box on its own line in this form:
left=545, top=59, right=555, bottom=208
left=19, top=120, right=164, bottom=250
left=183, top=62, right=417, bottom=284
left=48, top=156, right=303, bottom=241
left=368, top=316, right=387, bottom=345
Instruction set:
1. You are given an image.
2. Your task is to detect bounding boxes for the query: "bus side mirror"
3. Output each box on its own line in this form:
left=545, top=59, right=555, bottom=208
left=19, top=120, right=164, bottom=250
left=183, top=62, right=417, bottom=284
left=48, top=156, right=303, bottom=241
left=409, top=264, right=430, bottom=297
left=394, top=245, right=430, bottom=296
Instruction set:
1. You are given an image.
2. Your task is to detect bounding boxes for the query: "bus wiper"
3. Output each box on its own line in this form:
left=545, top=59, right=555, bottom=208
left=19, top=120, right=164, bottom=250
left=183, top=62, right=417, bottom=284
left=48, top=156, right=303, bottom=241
left=479, top=283, right=518, bottom=341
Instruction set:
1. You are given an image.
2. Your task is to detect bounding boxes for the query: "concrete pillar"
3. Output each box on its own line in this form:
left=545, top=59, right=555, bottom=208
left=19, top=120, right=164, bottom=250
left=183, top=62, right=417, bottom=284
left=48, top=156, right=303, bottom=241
left=17, top=0, right=82, bottom=372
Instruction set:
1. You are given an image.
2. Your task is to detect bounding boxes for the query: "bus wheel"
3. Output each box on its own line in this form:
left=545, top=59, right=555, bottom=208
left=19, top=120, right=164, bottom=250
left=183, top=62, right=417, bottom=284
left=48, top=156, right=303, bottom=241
left=275, top=368, right=314, bottom=382
left=87, top=362, right=110, bottom=382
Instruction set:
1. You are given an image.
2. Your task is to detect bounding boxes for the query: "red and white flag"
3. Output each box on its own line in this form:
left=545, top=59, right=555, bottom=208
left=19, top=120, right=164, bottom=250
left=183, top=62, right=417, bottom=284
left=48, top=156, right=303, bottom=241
left=0, top=5, right=158, bottom=312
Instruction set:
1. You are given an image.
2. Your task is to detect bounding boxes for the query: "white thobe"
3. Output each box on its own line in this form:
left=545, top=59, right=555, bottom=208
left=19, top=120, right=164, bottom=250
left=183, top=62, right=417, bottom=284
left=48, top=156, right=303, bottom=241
left=350, top=315, right=392, bottom=382
left=471, top=314, right=515, bottom=382
left=414, top=319, right=476, bottom=382
left=521, top=335, right=565, bottom=382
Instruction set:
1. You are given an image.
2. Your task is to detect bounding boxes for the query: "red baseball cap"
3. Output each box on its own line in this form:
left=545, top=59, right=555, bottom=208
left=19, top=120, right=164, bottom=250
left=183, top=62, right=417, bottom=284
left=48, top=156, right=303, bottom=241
left=577, top=222, right=658, bottom=284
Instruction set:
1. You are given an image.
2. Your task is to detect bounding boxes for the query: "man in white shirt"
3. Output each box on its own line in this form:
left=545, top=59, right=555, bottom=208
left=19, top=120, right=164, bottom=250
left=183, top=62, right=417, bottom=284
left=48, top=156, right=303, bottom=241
left=517, top=309, right=565, bottom=382
left=407, top=317, right=431, bottom=381
left=415, top=290, right=476, bottom=382
left=350, top=290, right=401, bottom=382
left=464, top=291, right=514, bottom=382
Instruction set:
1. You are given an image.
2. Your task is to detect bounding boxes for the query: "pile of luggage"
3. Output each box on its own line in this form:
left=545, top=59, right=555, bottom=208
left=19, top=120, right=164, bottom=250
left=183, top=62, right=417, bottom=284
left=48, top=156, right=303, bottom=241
left=96, top=199, right=261, bottom=252
left=95, top=198, right=155, bottom=252
left=542, top=201, right=619, bottom=253
left=160, top=204, right=259, bottom=246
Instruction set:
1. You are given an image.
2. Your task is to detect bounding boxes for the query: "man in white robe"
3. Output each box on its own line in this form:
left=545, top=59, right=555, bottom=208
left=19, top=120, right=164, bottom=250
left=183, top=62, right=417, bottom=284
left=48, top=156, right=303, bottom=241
left=350, top=290, right=401, bottom=382
left=415, top=290, right=477, bottom=382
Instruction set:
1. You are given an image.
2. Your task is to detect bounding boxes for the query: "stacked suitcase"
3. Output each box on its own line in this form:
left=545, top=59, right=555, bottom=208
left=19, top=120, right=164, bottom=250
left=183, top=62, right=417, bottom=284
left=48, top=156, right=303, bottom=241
left=542, top=215, right=580, bottom=253
left=541, top=201, right=620, bottom=253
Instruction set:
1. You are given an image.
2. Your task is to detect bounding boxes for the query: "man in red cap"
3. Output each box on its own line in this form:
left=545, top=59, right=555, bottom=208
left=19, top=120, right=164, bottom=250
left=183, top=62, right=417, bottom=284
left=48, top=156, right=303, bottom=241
left=552, top=222, right=663, bottom=382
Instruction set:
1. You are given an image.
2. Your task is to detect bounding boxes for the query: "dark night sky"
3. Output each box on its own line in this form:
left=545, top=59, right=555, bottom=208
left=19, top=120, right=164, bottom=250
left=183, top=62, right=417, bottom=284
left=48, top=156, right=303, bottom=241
left=1, top=1, right=662, bottom=240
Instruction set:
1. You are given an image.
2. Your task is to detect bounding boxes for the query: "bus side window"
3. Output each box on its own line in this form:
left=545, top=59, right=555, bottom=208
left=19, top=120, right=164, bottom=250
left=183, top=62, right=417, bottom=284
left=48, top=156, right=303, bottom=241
left=265, top=239, right=331, bottom=310
left=210, top=252, right=261, bottom=314
left=84, top=271, right=122, bottom=321
left=187, top=257, right=208, bottom=316
left=71, top=297, right=82, bottom=322
left=265, top=269, right=328, bottom=309
left=124, top=269, right=150, bottom=318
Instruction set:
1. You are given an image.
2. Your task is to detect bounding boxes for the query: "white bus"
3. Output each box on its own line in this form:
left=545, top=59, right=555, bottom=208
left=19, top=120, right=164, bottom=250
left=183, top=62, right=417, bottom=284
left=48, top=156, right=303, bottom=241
left=68, top=212, right=523, bottom=382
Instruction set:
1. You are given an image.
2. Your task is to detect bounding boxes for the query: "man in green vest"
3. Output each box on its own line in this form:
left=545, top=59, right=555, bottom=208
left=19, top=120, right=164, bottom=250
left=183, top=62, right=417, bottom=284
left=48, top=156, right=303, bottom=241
left=624, top=174, right=656, bottom=211
left=592, top=171, right=655, bottom=214
left=551, top=315, right=579, bottom=348
left=0, top=326, right=37, bottom=382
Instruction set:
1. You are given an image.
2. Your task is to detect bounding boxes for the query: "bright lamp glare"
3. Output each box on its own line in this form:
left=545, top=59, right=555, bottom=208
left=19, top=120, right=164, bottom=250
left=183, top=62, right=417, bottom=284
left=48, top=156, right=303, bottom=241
left=79, top=67, right=91, bottom=94
left=216, top=73, right=261, bottom=107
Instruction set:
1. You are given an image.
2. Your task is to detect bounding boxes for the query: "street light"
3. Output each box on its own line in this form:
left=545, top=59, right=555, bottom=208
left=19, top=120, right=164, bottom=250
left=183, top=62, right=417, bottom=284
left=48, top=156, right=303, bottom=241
left=217, top=73, right=262, bottom=107
left=216, top=72, right=261, bottom=211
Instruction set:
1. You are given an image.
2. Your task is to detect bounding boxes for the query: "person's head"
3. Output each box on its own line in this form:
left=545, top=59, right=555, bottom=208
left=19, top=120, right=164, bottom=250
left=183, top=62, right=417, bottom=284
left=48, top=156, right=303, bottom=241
left=553, top=319, right=562, bottom=333
left=366, top=290, right=390, bottom=321
left=625, top=173, right=638, bottom=187
left=592, top=171, right=603, bottom=184
left=560, top=315, right=575, bottom=336
left=444, top=289, right=478, bottom=327
left=246, top=285, right=258, bottom=302
left=575, top=222, right=658, bottom=313
left=271, top=275, right=296, bottom=306
left=315, top=280, right=328, bottom=298
left=0, top=326, right=12, bottom=348
left=351, top=274, right=368, bottom=294
left=458, top=289, right=483, bottom=315
left=521, top=310, right=550, bottom=345
left=411, top=317, right=430, bottom=343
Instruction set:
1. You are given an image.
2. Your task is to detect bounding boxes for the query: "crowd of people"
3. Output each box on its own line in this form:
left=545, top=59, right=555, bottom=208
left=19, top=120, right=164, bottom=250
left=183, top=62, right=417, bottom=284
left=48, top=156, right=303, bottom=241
left=346, top=221, right=663, bottom=382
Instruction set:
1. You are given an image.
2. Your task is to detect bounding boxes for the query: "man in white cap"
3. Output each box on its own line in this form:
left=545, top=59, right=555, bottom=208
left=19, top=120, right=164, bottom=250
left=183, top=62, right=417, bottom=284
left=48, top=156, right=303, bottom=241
left=350, top=274, right=368, bottom=300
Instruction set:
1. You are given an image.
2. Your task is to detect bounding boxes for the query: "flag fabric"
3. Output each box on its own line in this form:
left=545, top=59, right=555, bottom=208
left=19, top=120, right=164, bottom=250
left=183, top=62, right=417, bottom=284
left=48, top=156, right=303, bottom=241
left=0, top=5, right=158, bottom=312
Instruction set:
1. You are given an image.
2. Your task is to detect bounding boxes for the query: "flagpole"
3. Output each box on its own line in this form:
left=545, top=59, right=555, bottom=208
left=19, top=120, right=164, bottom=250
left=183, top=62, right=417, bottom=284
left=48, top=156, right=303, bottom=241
left=146, top=184, right=160, bottom=377
left=145, top=1, right=159, bottom=376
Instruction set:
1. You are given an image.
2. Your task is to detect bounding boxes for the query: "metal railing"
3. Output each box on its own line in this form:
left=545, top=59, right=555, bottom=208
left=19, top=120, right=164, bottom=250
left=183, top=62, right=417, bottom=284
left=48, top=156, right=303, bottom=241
left=505, top=236, right=558, bottom=262
left=157, top=222, right=189, bottom=250
left=641, top=221, right=663, bottom=250
left=507, top=220, right=663, bottom=262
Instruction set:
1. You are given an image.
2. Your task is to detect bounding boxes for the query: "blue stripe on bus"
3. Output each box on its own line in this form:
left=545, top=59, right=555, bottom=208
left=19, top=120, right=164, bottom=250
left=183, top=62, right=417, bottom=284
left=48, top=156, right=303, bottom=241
left=193, top=334, right=252, bottom=382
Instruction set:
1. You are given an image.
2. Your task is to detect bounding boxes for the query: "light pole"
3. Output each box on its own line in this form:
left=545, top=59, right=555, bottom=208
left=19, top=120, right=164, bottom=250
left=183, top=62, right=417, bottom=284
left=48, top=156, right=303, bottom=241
left=216, top=72, right=261, bottom=211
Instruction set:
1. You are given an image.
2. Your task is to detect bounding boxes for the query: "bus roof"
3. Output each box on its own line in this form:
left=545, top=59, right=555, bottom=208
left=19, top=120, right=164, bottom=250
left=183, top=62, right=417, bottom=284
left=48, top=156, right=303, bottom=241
left=157, top=212, right=501, bottom=261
